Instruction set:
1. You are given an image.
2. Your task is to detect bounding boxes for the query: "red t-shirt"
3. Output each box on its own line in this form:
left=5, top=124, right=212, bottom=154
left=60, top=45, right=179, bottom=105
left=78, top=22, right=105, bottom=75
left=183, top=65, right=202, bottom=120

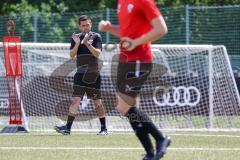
left=117, top=0, right=162, bottom=62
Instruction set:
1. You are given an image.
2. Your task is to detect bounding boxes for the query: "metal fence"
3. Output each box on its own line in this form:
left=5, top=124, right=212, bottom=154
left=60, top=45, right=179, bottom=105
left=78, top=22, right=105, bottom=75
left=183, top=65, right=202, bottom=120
left=0, top=5, right=239, bottom=55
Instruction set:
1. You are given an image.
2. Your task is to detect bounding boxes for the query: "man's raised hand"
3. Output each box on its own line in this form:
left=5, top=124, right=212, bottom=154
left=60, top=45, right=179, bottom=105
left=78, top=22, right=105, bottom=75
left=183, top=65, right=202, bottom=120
left=81, top=33, right=89, bottom=45
left=72, top=32, right=80, bottom=44
left=98, top=20, right=111, bottom=32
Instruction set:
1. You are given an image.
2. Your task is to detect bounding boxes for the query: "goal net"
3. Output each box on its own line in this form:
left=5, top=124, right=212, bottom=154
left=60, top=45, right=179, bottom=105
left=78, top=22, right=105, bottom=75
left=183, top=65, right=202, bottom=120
left=0, top=43, right=240, bottom=132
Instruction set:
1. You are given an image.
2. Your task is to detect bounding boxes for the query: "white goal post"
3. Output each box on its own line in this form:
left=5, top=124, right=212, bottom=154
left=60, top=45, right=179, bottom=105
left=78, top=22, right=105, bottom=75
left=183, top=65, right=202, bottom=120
left=0, top=43, right=240, bottom=132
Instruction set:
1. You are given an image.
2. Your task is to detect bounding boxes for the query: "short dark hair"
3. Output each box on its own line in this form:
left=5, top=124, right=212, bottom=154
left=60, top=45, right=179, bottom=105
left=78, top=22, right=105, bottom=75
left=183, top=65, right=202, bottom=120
left=79, top=15, right=91, bottom=24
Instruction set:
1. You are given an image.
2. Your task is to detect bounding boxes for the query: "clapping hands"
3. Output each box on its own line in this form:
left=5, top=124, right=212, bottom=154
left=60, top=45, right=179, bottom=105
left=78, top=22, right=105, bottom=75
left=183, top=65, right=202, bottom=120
left=72, top=32, right=90, bottom=46
left=81, top=33, right=90, bottom=45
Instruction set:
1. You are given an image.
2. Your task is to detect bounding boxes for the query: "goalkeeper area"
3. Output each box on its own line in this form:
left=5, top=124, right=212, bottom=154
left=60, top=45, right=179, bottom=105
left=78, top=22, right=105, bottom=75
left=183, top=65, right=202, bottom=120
left=1, top=132, right=240, bottom=160
left=0, top=43, right=240, bottom=132
left=0, top=43, right=240, bottom=159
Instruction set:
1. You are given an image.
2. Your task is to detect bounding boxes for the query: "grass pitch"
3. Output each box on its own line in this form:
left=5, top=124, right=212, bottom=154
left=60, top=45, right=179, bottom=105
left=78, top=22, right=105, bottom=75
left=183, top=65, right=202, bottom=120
left=0, top=131, right=240, bottom=160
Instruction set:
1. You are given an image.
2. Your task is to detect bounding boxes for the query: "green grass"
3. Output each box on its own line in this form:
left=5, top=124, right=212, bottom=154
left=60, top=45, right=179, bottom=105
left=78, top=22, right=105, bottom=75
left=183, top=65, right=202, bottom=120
left=0, top=132, right=240, bottom=160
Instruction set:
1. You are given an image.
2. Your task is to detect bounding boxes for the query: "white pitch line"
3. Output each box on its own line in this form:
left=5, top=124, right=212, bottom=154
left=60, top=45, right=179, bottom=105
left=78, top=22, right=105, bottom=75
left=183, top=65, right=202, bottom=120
left=1, top=147, right=240, bottom=151
left=109, top=133, right=240, bottom=138
left=170, top=148, right=240, bottom=151
left=1, top=133, right=240, bottom=139
left=0, top=147, right=142, bottom=150
left=168, top=133, right=240, bottom=138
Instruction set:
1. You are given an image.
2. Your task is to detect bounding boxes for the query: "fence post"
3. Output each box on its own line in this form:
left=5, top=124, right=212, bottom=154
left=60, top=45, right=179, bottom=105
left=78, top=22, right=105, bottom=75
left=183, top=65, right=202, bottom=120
left=33, top=14, right=38, bottom=42
left=185, top=5, right=190, bottom=44
left=106, top=8, right=110, bottom=44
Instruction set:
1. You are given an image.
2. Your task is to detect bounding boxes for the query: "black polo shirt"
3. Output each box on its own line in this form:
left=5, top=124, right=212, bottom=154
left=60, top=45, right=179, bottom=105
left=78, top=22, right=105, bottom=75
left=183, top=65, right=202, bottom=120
left=70, top=31, right=102, bottom=73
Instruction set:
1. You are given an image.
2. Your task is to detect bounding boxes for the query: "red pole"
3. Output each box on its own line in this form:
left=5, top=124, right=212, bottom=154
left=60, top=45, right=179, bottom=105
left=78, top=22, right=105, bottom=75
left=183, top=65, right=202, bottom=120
left=6, top=76, right=12, bottom=124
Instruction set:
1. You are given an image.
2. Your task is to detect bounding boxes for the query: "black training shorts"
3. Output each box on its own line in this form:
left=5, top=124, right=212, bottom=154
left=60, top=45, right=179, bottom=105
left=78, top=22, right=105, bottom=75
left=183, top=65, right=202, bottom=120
left=73, top=72, right=101, bottom=100
left=116, top=62, right=152, bottom=98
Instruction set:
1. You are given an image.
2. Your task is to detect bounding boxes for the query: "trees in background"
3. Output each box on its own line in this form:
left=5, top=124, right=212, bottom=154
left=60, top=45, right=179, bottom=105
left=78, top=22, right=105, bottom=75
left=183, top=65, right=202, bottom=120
left=1, top=0, right=240, bottom=14
left=0, top=0, right=68, bottom=42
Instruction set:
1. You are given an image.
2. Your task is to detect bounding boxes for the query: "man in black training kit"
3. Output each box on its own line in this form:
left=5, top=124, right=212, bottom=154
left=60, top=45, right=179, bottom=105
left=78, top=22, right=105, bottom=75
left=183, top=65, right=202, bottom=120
left=99, top=0, right=171, bottom=159
left=54, top=15, right=108, bottom=135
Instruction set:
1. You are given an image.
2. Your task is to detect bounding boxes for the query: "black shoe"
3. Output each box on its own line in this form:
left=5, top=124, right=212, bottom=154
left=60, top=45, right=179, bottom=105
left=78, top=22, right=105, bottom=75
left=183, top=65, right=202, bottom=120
left=54, top=125, right=70, bottom=135
left=143, top=154, right=155, bottom=160
left=97, top=129, right=108, bottom=136
left=154, top=136, right=171, bottom=160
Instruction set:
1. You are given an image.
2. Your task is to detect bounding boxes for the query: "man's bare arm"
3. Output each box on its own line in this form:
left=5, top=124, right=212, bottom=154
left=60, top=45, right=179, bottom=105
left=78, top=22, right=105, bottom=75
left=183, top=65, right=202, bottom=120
left=109, top=24, right=120, bottom=37
left=85, top=44, right=101, bottom=58
left=82, top=33, right=101, bottom=58
left=70, top=43, right=80, bottom=59
left=134, top=16, right=167, bottom=45
left=70, top=33, right=80, bottom=59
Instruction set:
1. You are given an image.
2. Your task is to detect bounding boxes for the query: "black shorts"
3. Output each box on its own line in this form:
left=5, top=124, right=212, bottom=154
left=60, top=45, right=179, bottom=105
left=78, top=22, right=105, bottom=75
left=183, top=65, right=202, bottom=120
left=73, top=72, right=101, bottom=100
left=116, top=62, right=152, bottom=98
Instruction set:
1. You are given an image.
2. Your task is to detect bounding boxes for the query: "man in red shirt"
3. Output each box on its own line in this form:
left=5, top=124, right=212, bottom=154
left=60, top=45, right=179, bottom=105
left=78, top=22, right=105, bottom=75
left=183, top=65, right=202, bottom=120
left=99, top=0, right=171, bottom=159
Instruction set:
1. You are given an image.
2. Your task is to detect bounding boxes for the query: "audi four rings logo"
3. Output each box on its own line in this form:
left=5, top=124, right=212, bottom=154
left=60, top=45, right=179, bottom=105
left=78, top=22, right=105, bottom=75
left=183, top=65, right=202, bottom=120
left=153, top=86, right=201, bottom=106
